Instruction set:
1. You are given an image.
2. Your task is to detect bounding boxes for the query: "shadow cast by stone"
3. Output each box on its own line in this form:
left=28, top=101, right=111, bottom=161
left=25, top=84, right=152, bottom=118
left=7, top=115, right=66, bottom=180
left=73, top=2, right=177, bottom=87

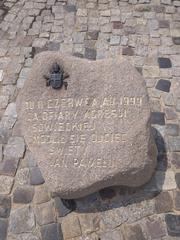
left=59, top=127, right=168, bottom=214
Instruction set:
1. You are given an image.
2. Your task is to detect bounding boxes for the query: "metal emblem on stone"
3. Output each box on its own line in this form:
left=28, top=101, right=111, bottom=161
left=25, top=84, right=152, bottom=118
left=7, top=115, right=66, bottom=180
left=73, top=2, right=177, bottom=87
left=17, top=52, right=157, bottom=199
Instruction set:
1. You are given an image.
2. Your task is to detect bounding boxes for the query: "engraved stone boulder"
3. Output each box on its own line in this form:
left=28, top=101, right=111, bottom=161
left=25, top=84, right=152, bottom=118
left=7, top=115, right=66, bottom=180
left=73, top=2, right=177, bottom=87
left=17, top=52, right=157, bottom=199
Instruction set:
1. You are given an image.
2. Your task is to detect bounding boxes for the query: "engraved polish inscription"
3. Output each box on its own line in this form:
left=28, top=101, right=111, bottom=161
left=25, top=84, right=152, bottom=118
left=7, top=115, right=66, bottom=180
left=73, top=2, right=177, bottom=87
left=24, top=96, right=143, bottom=169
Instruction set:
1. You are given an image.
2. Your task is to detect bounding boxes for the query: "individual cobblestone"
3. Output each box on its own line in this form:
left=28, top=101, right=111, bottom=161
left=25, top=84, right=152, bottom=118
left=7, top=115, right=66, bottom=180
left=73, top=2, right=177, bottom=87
left=35, top=201, right=55, bottom=226
left=158, top=57, right=172, bottom=68
left=61, top=214, right=82, bottom=239
left=0, top=219, right=8, bottom=240
left=165, top=214, right=180, bottom=237
left=0, top=195, right=11, bottom=218
left=155, top=191, right=173, bottom=213
left=9, top=206, right=35, bottom=234
left=155, top=79, right=171, bottom=92
left=121, top=224, right=146, bottom=240
left=33, top=184, right=50, bottom=204
left=29, top=167, right=45, bottom=185
left=13, top=185, right=34, bottom=204
left=3, top=136, right=25, bottom=159
left=151, top=112, right=165, bottom=125
left=146, top=218, right=166, bottom=239
left=40, top=223, right=63, bottom=240
left=0, top=175, right=14, bottom=194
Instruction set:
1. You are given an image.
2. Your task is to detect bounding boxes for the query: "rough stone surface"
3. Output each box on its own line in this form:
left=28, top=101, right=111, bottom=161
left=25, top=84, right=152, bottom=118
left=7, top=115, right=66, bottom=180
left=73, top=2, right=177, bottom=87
left=0, top=219, right=8, bottom=240
left=17, top=52, right=157, bottom=199
left=33, top=184, right=50, bottom=204
left=9, top=206, right=35, bottom=234
left=0, top=195, right=11, bottom=218
left=3, top=136, right=25, bottom=159
left=61, top=214, right=82, bottom=239
left=151, top=112, right=165, bottom=125
left=0, top=175, right=14, bottom=194
left=121, top=224, right=146, bottom=240
left=40, top=223, right=63, bottom=240
left=29, top=167, right=45, bottom=185
left=165, top=214, right=180, bottom=237
left=146, top=219, right=166, bottom=239
left=0, top=156, right=18, bottom=177
left=13, top=186, right=34, bottom=204
left=35, top=201, right=55, bottom=225
left=158, top=57, right=172, bottom=68
left=155, top=79, right=171, bottom=92
left=155, top=192, right=173, bottom=213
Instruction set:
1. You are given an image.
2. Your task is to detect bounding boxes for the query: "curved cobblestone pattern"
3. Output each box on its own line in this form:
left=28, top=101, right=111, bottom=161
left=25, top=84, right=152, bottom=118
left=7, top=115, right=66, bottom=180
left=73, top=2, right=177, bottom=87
left=0, top=0, right=180, bottom=239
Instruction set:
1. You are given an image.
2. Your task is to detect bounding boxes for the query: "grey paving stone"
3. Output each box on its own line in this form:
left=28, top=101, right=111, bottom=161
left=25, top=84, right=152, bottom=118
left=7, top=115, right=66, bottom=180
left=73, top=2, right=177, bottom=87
left=121, top=224, right=146, bottom=240
left=100, top=229, right=123, bottom=240
left=0, top=156, right=20, bottom=176
left=0, top=126, right=11, bottom=145
left=155, top=79, right=171, bottom=92
left=40, top=223, right=63, bottom=240
left=150, top=99, right=161, bottom=112
left=146, top=219, right=166, bottom=239
left=158, top=57, right=172, bottom=68
left=151, top=112, right=165, bottom=125
left=13, top=186, right=34, bottom=204
left=29, top=167, right=45, bottom=185
left=47, top=41, right=60, bottom=51
left=9, top=206, right=35, bottom=234
left=153, top=5, right=165, bottom=13
left=0, top=195, right=11, bottom=218
left=175, top=99, right=180, bottom=112
left=23, top=150, right=37, bottom=168
left=122, top=47, right=134, bottom=56
left=112, top=21, right=123, bottom=29
left=64, top=5, right=77, bottom=13
left=73, top=52, right=84, bottom=58
left=4, top=103, right=17, bottom=119
left=33, top=185, right=50, bottom=204
left=0, top=219, right=8, bottom=240
left=171, top=153, right=180, bottom=168
left=35, top=201, right=55, bottom=226
left=164, top=107, right=177, bottom=120
left=0, top=95, right=9, bottom=109
left=165, top=214, right=180, bottom=237
left=163, top=94, right=174, bottom=106
left=0, top=175, right=14, bottom=195
left=159, top=20, right=170, bottom=28
left=172, top=37, right=180, bottom=45
left=155, top=191, right=173, bottom=213
left=3, top=136, right=25, bottom=159
left=86, top=31, right=99, bottom=40
left=110, top=35, right=120, bottom=45
left=61, top=214, right=82, bottom=239
left=15, top=168, right=30, bottom=186
left=84, top=48, right=96, bottom=60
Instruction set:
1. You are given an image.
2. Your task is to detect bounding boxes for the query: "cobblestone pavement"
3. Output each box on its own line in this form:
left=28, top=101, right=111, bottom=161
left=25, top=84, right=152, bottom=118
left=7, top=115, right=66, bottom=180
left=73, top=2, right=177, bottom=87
left=0, top=0, right=180, bottom=239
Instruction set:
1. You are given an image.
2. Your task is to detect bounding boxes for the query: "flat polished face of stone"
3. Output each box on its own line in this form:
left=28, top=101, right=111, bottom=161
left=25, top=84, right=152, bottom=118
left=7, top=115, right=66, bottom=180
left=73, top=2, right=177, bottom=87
left=17, top=52, right=157, bottom=199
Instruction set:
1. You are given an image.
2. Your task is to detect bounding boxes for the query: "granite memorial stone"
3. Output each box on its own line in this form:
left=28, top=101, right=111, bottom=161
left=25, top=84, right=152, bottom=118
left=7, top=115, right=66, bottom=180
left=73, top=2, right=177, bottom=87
left=17, top=52, right=157, bottom=199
